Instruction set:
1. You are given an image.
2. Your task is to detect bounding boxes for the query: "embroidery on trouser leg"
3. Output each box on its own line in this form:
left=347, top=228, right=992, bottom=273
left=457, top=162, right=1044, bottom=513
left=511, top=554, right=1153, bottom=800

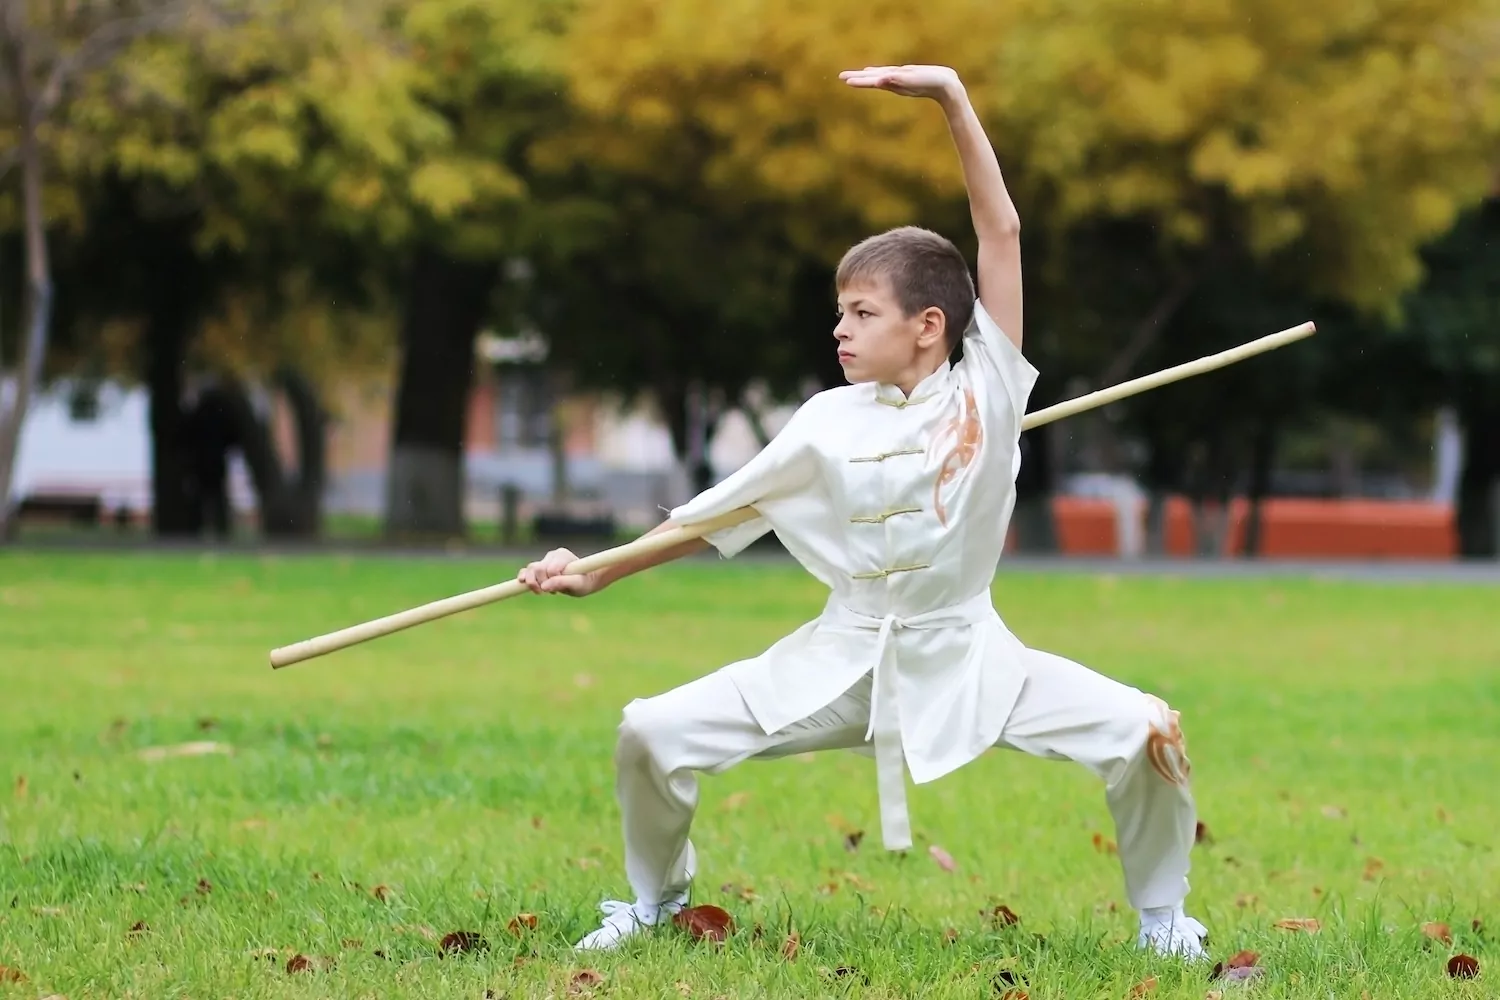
left=1143, top=694, right=1191, bottom=786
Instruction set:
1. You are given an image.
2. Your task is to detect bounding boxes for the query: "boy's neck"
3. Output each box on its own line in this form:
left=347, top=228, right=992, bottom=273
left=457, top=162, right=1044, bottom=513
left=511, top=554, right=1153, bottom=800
left=886, top=357, right=949, bottom=398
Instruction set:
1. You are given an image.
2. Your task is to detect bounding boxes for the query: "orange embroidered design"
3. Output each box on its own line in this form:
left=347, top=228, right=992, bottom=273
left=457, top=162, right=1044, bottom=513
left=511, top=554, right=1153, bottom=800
left=930, top=388, right=983, bottom=526
left=1143, top=695, right=1191, bottom=786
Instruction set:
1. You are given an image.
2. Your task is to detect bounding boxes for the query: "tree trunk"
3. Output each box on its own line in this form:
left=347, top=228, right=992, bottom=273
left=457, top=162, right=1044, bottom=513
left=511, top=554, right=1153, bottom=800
left=145, top=244, right=202, bottom=536
left=658, top=378, right=719, bottom=496
left=384, top=247, right=495, bottom=539
left=1241, top=418, right=1278, bottom=558
left=217, top=369, right=326, bottom=538
left=0, top=124, right=53, bottom=540
left=1455, top=392, right=1500, bottom=558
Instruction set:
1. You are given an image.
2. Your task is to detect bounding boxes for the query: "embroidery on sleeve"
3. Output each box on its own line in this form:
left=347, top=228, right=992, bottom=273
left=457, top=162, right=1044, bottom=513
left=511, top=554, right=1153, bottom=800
left=929, top=387, right=983, bottom=527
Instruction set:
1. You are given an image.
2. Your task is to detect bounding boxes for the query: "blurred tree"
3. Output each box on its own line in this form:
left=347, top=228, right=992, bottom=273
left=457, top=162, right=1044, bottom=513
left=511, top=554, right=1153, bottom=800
left=0, top=0, right=223, bottom=539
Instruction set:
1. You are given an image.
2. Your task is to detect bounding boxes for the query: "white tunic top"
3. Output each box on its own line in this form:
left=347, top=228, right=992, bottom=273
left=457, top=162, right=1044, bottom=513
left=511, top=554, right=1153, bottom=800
left=669, top=301, right=1040, bottom=851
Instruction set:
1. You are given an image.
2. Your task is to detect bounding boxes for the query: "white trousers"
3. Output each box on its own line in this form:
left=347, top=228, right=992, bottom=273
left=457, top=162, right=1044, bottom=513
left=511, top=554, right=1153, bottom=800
left=614, top=648, right=1197, bottom=913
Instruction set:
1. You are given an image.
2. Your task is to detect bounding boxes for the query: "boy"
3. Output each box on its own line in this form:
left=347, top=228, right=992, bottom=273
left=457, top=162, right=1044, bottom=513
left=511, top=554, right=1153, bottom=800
left=518, top=64, right=1207, bottom=959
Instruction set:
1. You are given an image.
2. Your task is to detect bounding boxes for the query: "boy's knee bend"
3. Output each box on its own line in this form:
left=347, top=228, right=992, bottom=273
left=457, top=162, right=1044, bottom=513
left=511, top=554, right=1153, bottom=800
left=1134, top=692, right=1192, bottom=787
left=616, top=698, right=674, bottom=768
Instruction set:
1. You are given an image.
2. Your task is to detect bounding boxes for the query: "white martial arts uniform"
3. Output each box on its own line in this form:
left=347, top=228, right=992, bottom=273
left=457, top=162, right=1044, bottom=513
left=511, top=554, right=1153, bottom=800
left=616, top=301, right=1196, bottom=916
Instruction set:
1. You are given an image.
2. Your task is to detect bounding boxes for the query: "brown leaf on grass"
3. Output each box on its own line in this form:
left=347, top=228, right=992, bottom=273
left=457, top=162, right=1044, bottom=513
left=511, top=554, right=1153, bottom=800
left=673, top=904, right=734, bottom=943
left=1274, top=917, right=1321, bottom=933
left=843, top=830, right=865, bottom=852
left=1195, top=821, right=1211, bottom=845
left=1129, top=976, right=1159, bottom=998
left=943, top=927, right=959, bottom=945
left=1205, top=992, right=1223, bottom=1000
left=929, top=845, right=957, bottom=871
left=285, top=954, right=334, bottom=974
left=372, top=884, right=392, bottom=902
left=569, top=969, right=605, bottom=992
left=0, top=965, right=27, bottom=983
left=196, top=878, right=212, bottom=895
left=507, top=913, right=538, bottom=936
left=340, top=938, right=363, bottom=949
left=1092, top=833, right=1118, bottom=854
left=985, top=904, right=1022, bottom=927
left=817, top=881, right=839, bottom=895
left=1473, top=919, right=1485, bottom=935
left=721, top=791, right=750, bottom=811
left=1447, top=954, right=1480, bottom=979
left=781, top=929, right=800, bottom=959
left=12, top=775, right=25, bottom=799
left=137, top=741, right=232, bottom=762
left=439, top=931, right=489, bottom=955
left=1227, top=950, right=1260, bottom=970
left=1362, top=857, right=1385, bottom=881
left=197, top=717, right=218, bottom=731
left=1423, top=922, right=1453, bottom=946
left=1235, top=894, right=1259, bottom=909
left=127, top=921, right=149, bottom=937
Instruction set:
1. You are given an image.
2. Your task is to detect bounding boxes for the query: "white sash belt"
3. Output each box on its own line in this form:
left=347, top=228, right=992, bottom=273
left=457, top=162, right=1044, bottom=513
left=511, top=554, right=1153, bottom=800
left=819, top=591, right=998, bottom=851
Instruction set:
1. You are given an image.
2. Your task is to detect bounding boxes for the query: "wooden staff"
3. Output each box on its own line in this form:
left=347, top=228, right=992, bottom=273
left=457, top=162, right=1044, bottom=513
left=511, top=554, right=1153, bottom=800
left=269, top=320, right=1315, bottom=669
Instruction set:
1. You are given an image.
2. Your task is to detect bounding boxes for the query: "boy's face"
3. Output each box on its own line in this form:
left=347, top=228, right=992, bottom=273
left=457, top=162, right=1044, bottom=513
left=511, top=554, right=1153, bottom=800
left=833, top=276, right=947, bottom=388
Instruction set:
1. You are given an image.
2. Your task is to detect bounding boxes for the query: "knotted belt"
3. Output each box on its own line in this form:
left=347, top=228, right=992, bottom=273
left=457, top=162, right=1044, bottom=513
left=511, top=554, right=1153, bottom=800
left=818, top=590, right=998, bottom=851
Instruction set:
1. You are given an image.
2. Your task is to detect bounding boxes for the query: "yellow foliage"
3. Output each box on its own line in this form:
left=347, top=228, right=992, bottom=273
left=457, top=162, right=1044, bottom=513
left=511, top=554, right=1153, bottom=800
left=549, top=0, right=1500, bottom=313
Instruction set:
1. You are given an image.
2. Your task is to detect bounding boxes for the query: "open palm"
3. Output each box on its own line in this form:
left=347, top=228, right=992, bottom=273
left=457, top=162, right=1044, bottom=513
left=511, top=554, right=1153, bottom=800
left=839, top=64, right=962, bottom=101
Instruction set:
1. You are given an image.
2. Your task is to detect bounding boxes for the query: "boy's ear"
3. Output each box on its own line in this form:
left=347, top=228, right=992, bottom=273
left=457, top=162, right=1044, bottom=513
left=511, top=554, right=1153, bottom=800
left=916, top=307, right=947, bottom=349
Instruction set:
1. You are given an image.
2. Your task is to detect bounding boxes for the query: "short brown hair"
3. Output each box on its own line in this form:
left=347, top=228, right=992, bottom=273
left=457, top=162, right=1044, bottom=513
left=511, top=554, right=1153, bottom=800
left=836, top=226, right=975, bottom=351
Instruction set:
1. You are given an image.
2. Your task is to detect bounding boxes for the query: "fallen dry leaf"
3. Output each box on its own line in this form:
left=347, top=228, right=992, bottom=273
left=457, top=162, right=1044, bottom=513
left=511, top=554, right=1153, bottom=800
left=1423, top=922, right=1453, bottom=946
left=1130, top=976, right=1158, bottom=998
left=673, top=905, right=734, bottom=943
left=1092, top=832, right=1118, bottom=854
left=817, top=881, right=839, bottom=895
left=1362, top=857, right=1385, bottom=881
left=1206, top=992, right=1223, bottom=1000
left=722, top=791, right=750, bottom=811
left=197, top=717, right=218, bottom=731
left=372, top=884, right=392, bottom=902
left=985, top=904, right=1022, bottom=927
left=137, top=741, right=232, bottom=762
left=285, top=954, right=334, bottom=974
left=1195, top=822, right=1211, bottom=845
left=1473, top=919, right=1484, bottom=935
left=843, top=830, right=865, bottom=852
left=1226, top=950, right=1259, bottom=970
left=569, top=969, right=605, bottom=992
left=718, top=883, right=757, bottom=902
left=127, top=921, right=149, bottom=937
left=929, top=845, right=957, bottom=872
left=1235, top=894, right=1259, bottom=909
left=439, top=930, right=489, bottom=955
left=196, top=878, right=212, bottom=895
left=0, top=965, right=26, bottom=983
left=993, top=968, right=1028, bottom=997
left=507, top=913, right=538, bottom=936
left=1447, top=954, right=1480, bottom=979
left=1274, top=917, right=1321, bottom=933
left=782, top=929, right=800, bottom=959
left=13, top=775, right=25, bottom=799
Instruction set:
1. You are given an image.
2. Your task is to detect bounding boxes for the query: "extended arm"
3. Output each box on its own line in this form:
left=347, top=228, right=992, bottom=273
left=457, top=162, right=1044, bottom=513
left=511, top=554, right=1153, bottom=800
left=518, top=520, right=708, bottom=597
left=841, top=65, right=1024, bottom=349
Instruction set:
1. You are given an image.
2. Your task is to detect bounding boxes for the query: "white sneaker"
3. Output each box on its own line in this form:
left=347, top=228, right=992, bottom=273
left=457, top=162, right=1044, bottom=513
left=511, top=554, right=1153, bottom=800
left=1138, top=905, right=1209, bottom=960
left=574, top=892, right=689, bottom=950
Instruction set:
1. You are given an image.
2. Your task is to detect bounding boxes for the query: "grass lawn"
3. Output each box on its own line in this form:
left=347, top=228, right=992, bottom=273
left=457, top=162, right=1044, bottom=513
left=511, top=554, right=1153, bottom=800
left=0, top=552, right=1496, bottom=999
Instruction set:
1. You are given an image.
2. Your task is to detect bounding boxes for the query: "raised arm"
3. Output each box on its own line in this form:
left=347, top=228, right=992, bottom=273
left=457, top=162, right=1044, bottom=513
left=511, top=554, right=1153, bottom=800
left=841, top=66, right=1023, bottom=349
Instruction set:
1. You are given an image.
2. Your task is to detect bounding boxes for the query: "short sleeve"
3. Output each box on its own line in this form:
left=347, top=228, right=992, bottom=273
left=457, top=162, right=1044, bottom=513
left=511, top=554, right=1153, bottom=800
left=962, top=300, right=1040, bottom=427
left=668, top=395, right=823, bottom=558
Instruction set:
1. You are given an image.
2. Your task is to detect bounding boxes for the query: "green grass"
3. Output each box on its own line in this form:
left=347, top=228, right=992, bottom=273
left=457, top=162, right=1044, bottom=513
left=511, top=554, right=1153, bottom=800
left=0, top=552, right=1496, bottom=999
